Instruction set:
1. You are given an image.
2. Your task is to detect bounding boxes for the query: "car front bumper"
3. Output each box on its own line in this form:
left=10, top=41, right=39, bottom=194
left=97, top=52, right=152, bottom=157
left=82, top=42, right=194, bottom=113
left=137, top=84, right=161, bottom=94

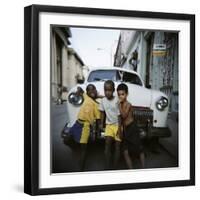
left=61, top=123, right=172, bottom=142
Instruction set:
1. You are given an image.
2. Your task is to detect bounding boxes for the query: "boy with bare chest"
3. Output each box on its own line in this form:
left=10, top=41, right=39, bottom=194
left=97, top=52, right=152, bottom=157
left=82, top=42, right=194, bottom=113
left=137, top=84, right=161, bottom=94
left=117, top=83, right=145, bottom=169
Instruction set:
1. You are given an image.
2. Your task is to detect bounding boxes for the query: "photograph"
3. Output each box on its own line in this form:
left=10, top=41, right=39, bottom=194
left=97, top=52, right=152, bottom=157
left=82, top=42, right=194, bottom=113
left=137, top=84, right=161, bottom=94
left=51, top=26, right=179, bottom=173
left=24, top=5, right=195, bottom=195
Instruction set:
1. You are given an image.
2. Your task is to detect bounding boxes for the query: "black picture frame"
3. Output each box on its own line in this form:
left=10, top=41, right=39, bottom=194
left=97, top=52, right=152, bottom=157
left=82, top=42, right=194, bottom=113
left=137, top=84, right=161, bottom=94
left=24, top=4, right=195, bottom=196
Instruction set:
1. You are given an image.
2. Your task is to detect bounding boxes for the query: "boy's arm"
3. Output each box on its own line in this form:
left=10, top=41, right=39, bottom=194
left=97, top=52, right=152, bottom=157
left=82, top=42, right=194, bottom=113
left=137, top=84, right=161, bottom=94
left=120, top=103, right=131, bottom=119
left=99, top=99, right=105, bottom=130
left=117, top=115, right=123, bottom=139
left=94, top=103, right=101, bottom=133
left=95, top=119, right=101, bottom=137
left=100, top=111, right=105, bottom=130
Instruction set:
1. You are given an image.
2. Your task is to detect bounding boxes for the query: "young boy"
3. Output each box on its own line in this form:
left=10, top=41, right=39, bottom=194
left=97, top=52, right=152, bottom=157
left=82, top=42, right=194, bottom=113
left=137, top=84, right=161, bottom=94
left=69, top=84, right=101, bottom=170
left=99, top=80, right=121, bottom=169
left=117, top=83, right=145, bottom=169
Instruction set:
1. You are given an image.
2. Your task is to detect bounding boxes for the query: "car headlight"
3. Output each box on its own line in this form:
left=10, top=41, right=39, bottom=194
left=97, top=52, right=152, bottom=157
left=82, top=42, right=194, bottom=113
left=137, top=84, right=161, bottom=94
left=68, top=92, right=84, bottom=106
left=156, top=96, right=168, bottom=111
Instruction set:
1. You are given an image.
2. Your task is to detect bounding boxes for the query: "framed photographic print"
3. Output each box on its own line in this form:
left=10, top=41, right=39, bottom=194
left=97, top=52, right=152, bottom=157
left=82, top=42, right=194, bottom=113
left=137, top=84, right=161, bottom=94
left=24, top=4, right=195, bottom=195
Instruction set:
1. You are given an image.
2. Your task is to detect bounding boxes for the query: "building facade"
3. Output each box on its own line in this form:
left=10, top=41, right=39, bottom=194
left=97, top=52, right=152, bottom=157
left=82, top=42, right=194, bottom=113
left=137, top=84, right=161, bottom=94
left=114, top=30, right=178, bottom=113
left=51, top=27, right=84, bottom=102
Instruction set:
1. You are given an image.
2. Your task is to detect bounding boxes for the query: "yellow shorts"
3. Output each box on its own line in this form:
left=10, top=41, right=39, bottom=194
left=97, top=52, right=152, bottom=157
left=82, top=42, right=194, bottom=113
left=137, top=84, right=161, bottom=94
left=105, top=124, right=121, bottom=142
left=79, top=121, right=90, bottom=144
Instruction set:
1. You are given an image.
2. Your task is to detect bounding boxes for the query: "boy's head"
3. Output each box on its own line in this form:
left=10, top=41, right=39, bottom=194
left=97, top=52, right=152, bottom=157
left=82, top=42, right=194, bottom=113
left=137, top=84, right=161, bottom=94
left=117, top=83, right=128, bottom=103
left=104, top=80, right=115, bottom=100
left=86, top=84, right=97, bottom=99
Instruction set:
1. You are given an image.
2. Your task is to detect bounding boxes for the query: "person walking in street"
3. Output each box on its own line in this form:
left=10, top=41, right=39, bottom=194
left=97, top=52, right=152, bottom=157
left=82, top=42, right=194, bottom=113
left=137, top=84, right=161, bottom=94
left=57, top=84, right=62, bottom=104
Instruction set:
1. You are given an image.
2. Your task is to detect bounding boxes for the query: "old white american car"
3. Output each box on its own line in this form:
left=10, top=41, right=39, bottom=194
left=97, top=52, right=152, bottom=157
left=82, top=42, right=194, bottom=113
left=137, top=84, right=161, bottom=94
left=62, top=67, right=171, bottom=141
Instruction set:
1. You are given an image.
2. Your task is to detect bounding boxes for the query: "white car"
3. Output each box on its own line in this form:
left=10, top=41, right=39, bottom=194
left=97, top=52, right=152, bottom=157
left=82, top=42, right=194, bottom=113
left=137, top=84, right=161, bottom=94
left=62, top=67, right=171, bottom=142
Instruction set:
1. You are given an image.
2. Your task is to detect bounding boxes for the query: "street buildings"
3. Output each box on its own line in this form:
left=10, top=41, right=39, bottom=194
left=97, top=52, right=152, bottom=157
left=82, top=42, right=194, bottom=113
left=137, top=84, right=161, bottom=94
left=114, top=30, right=178, bottom=114
left=51, top=27, right=179, bottom=114
left=51, top=27, right=85, bottom=102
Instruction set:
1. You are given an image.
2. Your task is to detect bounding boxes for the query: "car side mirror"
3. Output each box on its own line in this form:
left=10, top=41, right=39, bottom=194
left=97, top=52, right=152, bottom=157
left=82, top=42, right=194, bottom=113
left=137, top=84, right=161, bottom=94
left=77, top=79, right=84, bottom=84
left=146, top=84, right=151, bottom=89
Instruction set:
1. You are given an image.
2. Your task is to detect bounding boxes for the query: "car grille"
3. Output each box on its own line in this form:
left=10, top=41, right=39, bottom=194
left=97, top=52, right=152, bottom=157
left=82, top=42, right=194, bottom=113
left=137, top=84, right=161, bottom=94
left=133, top=106, right=153, bottom=127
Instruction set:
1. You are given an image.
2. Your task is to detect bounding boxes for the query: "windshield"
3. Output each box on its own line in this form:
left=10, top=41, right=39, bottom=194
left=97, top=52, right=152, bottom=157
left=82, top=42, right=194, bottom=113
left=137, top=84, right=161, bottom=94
left=87, top=70, right=143, bottom=86
left=87, top=70, right=120, bottom=82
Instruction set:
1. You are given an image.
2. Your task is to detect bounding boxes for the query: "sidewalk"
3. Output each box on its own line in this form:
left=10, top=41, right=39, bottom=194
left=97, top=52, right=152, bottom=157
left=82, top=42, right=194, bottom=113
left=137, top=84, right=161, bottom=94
left=159, top=112, right=178, bottom=161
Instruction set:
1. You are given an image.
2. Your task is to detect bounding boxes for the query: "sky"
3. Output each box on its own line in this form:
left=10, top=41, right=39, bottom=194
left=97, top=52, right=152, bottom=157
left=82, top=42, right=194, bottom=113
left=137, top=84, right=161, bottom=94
left=69, top=27, right=120, bottom=69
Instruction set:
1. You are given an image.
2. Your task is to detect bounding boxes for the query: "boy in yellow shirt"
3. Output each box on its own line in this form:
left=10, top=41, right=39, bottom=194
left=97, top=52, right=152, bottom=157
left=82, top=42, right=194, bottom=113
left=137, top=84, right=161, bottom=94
left=69, top=84, right=101, bottom=170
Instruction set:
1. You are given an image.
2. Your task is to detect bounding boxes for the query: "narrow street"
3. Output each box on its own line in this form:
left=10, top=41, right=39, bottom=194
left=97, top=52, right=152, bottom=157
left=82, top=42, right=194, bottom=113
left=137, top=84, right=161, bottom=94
left=51, top=103, right=178, bottom=173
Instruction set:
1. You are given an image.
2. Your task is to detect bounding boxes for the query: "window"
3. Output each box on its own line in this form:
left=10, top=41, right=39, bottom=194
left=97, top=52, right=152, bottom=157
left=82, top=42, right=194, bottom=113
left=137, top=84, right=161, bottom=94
left=122, top=72, right=142, bottom=86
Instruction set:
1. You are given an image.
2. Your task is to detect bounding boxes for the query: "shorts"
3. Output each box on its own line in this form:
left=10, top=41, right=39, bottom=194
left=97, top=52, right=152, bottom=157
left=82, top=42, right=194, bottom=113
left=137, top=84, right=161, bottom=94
left=105, top=124, right=121, bottom=142
left=122, top=122, right=144, bottom=156
left=69, top=120, right=90, bottom=144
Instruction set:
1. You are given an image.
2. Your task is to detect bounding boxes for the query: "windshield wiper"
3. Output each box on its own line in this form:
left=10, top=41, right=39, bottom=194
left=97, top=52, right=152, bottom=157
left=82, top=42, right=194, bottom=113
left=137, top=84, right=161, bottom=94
left=93, top=78, right=102, bottom=81
left=93, top=78, right=109, bottom=82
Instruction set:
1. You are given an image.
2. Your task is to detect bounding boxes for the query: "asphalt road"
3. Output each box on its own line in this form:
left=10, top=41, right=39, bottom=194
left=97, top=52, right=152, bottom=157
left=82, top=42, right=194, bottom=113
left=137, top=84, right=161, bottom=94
left=51, top=103, right=178, bottom=173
